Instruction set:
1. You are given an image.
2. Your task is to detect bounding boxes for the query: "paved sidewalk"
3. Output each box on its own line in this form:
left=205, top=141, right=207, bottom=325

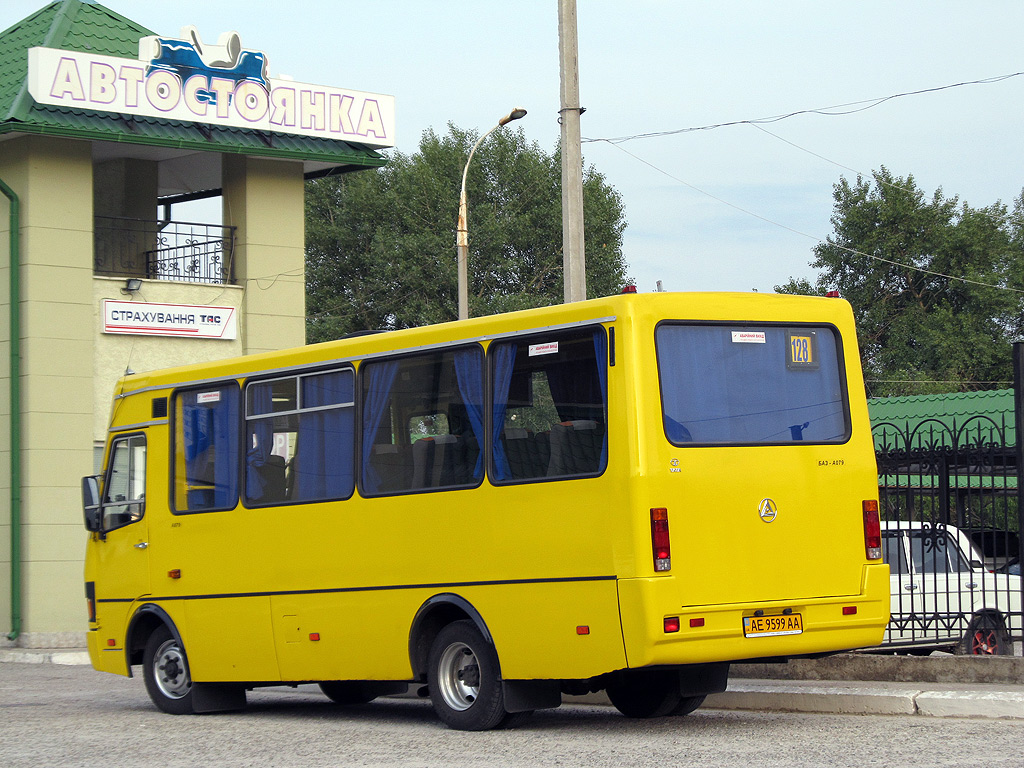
left=4, top=647, right=1023, bottom=720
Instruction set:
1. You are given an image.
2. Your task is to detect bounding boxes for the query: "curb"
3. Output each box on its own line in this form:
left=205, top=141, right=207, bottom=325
left=705, top=679, right=1024, bottom=720
left=571, top=678, right=1024, bottom=720
left=0, top=648, right=91, bottom=665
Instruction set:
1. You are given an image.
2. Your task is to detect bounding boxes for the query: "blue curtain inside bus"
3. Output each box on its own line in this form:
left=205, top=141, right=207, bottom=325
left=245, top=383, right=274, bottom=502
left=490, top=344, right=517, bottom=481
left=452, top=348, right=485, bottom=480
left=182, top=386, right=239, bottom=510
left=361, top=361, right=399, bottom=493
left=293, top=371, right=354, bottom=501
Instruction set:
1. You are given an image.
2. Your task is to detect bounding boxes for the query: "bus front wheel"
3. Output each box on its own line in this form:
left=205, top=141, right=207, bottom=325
left=142, top=625, right=194, bottom=714
left=427, top=620, right=508, bottom=730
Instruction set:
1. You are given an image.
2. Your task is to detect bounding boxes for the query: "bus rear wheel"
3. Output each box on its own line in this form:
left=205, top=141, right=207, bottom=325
left=606, top=670, right=682, bottom=718
left=427, top=620, right=508, bottom=731
left=142, top=625, right=194, bottom=714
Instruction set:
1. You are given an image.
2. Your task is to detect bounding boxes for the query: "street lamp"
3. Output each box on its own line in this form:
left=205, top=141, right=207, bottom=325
left=456, top=107, right=527, bottom=321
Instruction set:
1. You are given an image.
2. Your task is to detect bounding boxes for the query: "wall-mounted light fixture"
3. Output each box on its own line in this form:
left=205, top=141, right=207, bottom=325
left=122, top=278, right=142, bottom=295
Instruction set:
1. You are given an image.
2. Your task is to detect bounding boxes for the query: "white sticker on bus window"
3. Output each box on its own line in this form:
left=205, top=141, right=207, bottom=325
left=196, top=391, right=221, bottom=404
left=731, top=331, right=766, bottom=344
left=529, top=342, right=559, bottom=356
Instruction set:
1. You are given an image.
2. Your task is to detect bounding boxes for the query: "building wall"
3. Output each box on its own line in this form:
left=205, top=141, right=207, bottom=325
left=0, top=135, right=95, bottom=647
left=0, top=139, right=309, bottom=648
left=92, top=278, right=245, bottom=444
left=223, top=155, right=306, bottom=354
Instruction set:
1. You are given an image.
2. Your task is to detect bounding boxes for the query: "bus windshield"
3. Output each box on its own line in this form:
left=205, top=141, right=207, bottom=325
left=656, top=323, right=848, bottom=445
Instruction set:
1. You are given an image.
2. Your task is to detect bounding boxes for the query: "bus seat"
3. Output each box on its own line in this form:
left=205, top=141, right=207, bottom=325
left=530, top=431, right=551, bottom=478
left=430, top=434, right=459, bottom=487
left=502, top=428, right=532, bottom=479
left=372, top=443, right=410, bottom=491
left=260, top=455, right=287, bottom=502
left=548, top=420, right=603, bottom=476
left=411, top=438, right=434, bottom=488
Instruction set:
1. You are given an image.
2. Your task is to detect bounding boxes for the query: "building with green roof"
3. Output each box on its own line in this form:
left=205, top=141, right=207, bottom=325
left=0, top=0, right=393, bottom=647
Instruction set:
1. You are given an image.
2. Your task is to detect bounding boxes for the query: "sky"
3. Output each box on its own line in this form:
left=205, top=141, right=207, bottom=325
left=5, top=0, right=1024, bottom=294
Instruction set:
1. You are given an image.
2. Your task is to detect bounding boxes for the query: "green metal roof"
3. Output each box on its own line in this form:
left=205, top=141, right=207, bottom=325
left=869, top=389, right=1016, bottom=450
left=0, top=0, right=386, bottom=173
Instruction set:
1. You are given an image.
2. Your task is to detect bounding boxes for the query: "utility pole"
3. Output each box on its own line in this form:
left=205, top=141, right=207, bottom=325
left=558, top=0, right=586, bottom=303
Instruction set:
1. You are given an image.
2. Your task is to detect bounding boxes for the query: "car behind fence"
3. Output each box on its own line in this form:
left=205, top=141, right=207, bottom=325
left=870, top=349, right=1024, bottom=655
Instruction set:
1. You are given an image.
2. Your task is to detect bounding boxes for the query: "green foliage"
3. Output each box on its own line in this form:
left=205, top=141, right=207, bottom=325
left=775, top=168, right=1024, bottom=397
left=305, top=125, right=628, bottom=342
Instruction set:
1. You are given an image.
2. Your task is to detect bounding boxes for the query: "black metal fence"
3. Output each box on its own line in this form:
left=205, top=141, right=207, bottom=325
left=94, top=215, right=235, bottom=285
left=872, top=372, right=1024, bottom=654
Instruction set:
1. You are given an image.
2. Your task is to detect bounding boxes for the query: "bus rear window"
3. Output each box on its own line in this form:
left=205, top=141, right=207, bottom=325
left=656, top=324, right=848, bottom=445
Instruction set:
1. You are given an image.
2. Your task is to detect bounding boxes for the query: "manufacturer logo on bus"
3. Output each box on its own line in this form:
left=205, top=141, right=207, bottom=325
left=758, top=498, right=778, bottom=523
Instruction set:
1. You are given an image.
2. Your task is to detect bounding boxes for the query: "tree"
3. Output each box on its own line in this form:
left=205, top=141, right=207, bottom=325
left=304, top=125, right=629, bottom=342
left=775, top=168, right=1024, bottom=397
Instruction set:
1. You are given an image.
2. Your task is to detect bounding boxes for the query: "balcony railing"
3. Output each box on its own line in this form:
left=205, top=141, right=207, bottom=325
left=94, top=216, right=236, bottom=285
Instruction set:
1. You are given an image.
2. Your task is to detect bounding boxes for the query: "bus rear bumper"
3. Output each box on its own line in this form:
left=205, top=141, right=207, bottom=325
left=617, top=563, right=890, bottom=668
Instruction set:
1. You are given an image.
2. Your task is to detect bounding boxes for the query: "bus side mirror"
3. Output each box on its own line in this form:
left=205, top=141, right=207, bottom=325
left=82, top=475, right=102, bottom=532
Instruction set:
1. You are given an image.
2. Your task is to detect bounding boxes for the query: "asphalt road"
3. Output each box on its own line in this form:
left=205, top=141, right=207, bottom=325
left=2, top=663, right=1022, bottom=768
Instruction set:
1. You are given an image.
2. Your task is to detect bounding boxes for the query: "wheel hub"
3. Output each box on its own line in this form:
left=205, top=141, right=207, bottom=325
left=154, top=640, right=191, bottom=699
left=437, top=642, right=480, bottom=711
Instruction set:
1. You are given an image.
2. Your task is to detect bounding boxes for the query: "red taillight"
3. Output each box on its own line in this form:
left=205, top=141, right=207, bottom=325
left=664, top=617, right=680, bottom=633
left=863, top=500, right=881, bottom=560
left=651, top=507, right=671, bottom=572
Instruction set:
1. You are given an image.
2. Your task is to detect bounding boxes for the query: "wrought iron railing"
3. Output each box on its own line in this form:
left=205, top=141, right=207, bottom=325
left=872, top=409, right=1023, bottom=654
left=94, top=216, right=236, bottom=285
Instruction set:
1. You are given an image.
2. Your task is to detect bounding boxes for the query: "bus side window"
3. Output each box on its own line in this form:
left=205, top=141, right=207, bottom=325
left=361, top=347, right=484, bottom=495
left=244, top=369, right=355, bottom=506
left=172, top=385, right=240, bottom=513
left=491, top=327, right=608, bottom=483
left=102, top=434, right=146, bottom=530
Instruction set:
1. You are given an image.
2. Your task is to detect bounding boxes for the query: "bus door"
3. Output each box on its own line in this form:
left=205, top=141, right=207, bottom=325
left=95, top=434, right=151, bottom=616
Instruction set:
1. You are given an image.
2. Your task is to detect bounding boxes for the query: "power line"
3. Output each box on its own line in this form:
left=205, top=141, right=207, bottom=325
left=604, top=141, right=1024, bottom=295
left=583, top=71, right=1024, bottom=145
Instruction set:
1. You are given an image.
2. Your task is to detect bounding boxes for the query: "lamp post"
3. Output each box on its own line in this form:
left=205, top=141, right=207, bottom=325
left=456, top=107, right=527, bottom=321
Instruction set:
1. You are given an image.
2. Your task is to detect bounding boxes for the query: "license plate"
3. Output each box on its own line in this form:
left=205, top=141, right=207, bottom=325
left=743, top=613, right=803, bottom=637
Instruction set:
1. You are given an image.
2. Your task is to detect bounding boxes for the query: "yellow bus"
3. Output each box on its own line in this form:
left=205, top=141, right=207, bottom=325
left=82, top=292, right=888, bottom=730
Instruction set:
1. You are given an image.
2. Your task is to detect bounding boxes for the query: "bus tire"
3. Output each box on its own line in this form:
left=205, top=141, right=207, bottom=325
left=319, top=682, right=378, bottom=705
left=142, top=624, right=194, bottom=715
left=606, top=670, right=682, bottom=718
left=669, top=694, right=706, bottom=717
left=427, top=620, right=508, bottom=731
